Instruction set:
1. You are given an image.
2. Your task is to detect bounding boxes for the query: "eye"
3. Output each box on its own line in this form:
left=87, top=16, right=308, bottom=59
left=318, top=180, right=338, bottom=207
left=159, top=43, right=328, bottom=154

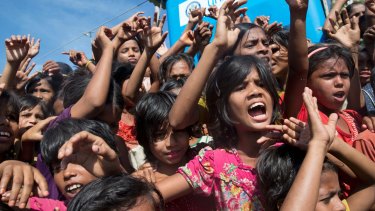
left=40, top=89, right=50, bottom=93
left=234, top=83, right=246, bottom=91
left=340, top=72, right=350, bottom=79
left=52, top=163, right=63, bottom=173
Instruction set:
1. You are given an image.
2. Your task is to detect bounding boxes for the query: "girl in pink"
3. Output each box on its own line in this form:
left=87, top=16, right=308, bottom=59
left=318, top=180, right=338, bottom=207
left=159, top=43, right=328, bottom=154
left=155, top=1, right=285, bottom=210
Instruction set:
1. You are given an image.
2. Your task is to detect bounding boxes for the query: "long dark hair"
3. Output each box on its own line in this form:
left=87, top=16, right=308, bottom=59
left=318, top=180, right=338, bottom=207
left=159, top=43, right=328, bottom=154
left=206, top=55, right=281, bottom=149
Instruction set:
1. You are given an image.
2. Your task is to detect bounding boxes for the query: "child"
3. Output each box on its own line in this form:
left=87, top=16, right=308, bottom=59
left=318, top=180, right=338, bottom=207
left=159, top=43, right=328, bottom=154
left=158, top=53, right=194, bottom=85
left=17, top=95, right=50, bottom=162
left=67, top=174, right=164, bottom=211
left=155, top=2, right=286, bottom=209
left=29, top=118, right=125, bottom=210
left=257, top=87, right=375, bottom=210
left=135, top=91, right=214, bottom=211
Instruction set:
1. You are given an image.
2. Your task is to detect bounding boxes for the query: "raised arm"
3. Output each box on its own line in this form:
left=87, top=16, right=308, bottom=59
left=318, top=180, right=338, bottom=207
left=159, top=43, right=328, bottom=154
left=124, top=14, right=168, bottom=103
left=169, top=0, right=247, bottom=129
left=323, top=0, right=347, bottom=32
left=281, top=87, right=338, bottom=211
left=283, top=0, right=309, bottom=118
left=70, top=27, right=115, bottom=118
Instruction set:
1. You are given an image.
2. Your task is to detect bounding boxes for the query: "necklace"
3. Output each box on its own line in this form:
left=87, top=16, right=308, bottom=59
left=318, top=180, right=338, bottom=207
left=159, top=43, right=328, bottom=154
left=339, top=111, right=359, bottom=144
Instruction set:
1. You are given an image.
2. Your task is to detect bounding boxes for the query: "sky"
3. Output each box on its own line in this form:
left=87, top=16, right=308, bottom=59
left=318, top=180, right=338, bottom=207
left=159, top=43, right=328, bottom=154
left=0, top=0, right=167, bottom=74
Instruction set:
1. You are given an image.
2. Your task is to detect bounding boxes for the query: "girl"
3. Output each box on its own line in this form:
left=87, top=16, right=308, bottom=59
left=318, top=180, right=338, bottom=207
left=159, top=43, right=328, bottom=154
left=135, top=91, right=214, bottom=211
left=158, top=53, right=194, bottom=85
left=156, top=1, right=283, bottom=210
left=257, top=88, right=375, bottom=211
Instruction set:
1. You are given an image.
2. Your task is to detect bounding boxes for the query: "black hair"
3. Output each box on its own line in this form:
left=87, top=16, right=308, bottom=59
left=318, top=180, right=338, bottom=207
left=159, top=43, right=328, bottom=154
left=41, top=118, right=118, bottom=167
left=158, top=53, right=194, bottom=84
left=135, top=91, right=179, bottom=161
left=205, top=55, right=281, bottom=149
left=257, top=144, right=338, bottom=211
left=0, top=201, right=13, bottom=211
left=206, top=56, right=281, bottom=149
left=56, top=62, right=73, bottom=76
left=271, top=30, right=290, bottom=49
left=19, top=95, right=50, bottom=117
left=112, top=62, right=133, bottom=86
left=229, top=23, right=265, bottom=56
left=308, top=44, right=355, bottom=79
left=25, top=72, right=64, bottom=104
left=60, top=69, right=124, bottom=112
left=159, top=77, right=187, bottom=93
left=371, top=67, right=375, bottom=93
left=1, top=91, right=20, bottom=124
left=67, top=174, right=164, bottom=211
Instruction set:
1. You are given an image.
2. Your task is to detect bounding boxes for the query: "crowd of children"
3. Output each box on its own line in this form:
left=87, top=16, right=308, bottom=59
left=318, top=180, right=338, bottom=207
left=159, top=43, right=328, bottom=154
left=1, top=0, right=375, bottom=210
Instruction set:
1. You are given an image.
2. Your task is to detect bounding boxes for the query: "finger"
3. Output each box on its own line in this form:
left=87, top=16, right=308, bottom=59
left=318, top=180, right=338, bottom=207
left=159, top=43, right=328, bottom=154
left=351, top=15, right=360, bottom=31
left=233, top=7, right=248, bottom=19
left=33, top=169, right=49, bottom=197
left=0, top=166, right=12, bottom=194
left=153, top=11, right=158, bottom=26
left=20, top=58, right=31, bottom=72
left=341, top=9, right=350, bottom=25
left=18, top=166, right=34, bottom=208
left=329, top=18, right=338, bottom=33
left=36, top=116, right=57, bottom=130
left=9, top=166, right=23, bottom=207
left=25, top=63, right=36, bottom=76
left=327, top=113, right=339, bottom=130
left=61, top=51, right=70, bottom=55
left=159, top=14, right=167, bottom=29
left=27, top=71, right=39, bottom=82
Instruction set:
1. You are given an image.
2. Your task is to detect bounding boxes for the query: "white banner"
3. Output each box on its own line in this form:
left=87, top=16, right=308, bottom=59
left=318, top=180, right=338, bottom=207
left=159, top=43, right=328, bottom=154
left=178, top=0, right=227, bottom=26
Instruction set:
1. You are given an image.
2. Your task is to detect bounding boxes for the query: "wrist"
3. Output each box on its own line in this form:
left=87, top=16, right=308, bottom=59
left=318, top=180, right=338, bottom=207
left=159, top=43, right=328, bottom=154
left=308, top=139, right=330, bottom=152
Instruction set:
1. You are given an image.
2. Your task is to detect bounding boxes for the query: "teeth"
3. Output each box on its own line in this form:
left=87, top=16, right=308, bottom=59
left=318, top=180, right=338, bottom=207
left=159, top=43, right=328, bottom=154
left=67, top=184, right=82, bottom=192
left=0, top=132, right=10, bottom=137
left=250, top=102, right=264, bottom=109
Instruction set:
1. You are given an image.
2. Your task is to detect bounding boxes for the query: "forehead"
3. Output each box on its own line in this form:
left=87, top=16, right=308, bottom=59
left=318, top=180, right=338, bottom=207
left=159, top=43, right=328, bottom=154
left=32, top=79, right=52, bottom=89
left=121, top=39, right=140, bottom=49
left=315, top=57, right=349, bottom=73
left=319, top=171, right=340, bottom=194
left=243, top=67, right=260, bottom=81
left=243, top=28, right=267, bottom=41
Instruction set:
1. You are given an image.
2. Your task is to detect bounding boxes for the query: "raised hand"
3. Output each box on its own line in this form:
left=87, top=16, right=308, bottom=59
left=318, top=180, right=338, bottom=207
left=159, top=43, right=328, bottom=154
left=139, top=13, right=168, bottom=52
left=194, top=22, right=213, bottom=47
left=14, top=58, right=38, bottom=92
left=0, top=160, right=48, bottom=208
left=94, top=26, right=114, bottom=51
left=189, top=7, right=205, bottom=25
left=5, top=35, right=29, bottom=65
left=42, top=60, right=60, bottom=75
left=62, top=50, right=90, bottom=68
left=179, top=30, right=195, bottom=46
left=327, top=9, right=360, bottom=48
left=57, top=131, right=124, bottom=177
left=285, top=0, right=309, bottom=11
left=117, top=13, right=145, bottom=42
left=207, top=5, right=219, bottom=20
left=303, top=87, right=338, bottom=150
left=26, top=35, right=40, bottom=58
left=213, top=0, right=248, bottom=51
left=254, top=16, right=270, bottom=27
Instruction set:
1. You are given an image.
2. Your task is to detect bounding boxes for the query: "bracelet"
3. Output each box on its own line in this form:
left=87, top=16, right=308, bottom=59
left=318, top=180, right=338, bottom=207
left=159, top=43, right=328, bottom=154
left=85, top=60, right=92, bottom=69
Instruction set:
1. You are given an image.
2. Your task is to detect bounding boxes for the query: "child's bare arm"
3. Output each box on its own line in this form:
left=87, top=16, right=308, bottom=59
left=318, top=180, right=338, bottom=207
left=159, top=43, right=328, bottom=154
left=148, top=54, right=162, bottom=93
left=124, top=14, right=168, bottom=103
left=71, top=27, right=115, bottom=119
left=281, top=87, right=338, bottom=211
left=169, top=0, right=248, bottom=129
left=283, top=0, right=309, bottom=118
left=155, top=173, right=193, bottom=203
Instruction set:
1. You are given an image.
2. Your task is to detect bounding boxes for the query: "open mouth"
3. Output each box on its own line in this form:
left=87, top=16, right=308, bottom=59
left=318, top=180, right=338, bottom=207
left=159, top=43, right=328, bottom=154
left=333, top=91, right=345, bottom=100
left=0, top=132, right=10, bottom=138
left=0, top=131, right=11, bottom=142
left=248, top=102, right=267, bottom=121
left=65, top=183, right=83, bottom=196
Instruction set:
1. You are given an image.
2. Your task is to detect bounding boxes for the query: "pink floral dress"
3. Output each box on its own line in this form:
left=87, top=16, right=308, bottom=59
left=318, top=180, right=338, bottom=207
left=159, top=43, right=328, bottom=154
left=178, top=147, right=264, bottom=211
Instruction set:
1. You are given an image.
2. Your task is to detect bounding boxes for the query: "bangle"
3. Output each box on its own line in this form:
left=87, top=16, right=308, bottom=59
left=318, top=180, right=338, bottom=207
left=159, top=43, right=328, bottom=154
left=85, top=60, right=92, bottom=69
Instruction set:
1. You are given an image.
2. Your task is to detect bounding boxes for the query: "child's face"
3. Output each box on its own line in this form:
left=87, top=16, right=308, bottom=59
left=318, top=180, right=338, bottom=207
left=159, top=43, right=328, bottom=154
left=117, top=40, right=141, bottom=66
left=150, top=126, right=189, bottom=166
left=307, top=58, right=350, bottom=112
left=270, top=42, right=289, bottom=78
left=53, top=162, right=98, bottom=200
left=0, top=114, right=17, bottom=154
left=19, top=105, right=44, bottom=133
left=168, top=60, right=191, bottom=80
left=29, top=79, right=55, bottom=104
left=315, top=171, right=345, bottom=211
left=358, top=51, right=373, bottom=86
left=233, top=27, right=272, bottom=66
left=228, top=69, right=273, bottom=132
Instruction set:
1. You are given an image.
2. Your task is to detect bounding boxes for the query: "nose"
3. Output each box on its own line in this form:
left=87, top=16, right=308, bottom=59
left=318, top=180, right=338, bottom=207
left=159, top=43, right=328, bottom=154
left=257, top=42, right=270, bottom=56
left=332, top=196, right=346, bottom=211
left=128, top=49, right=135, bottom=57
left=33, top=91, right=43, bottom=100
left=63, top=163, right=77, bottom=180
left=247, top=84, right=262, bottom=100
left=28, top=115, right=37, bottom=125
left=165, top=135, right=177, bottom=148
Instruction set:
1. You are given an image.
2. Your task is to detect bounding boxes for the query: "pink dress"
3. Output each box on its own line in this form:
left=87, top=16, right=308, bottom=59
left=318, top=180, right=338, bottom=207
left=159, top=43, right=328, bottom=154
left=29, top=197, right=66, bottom=211
left=178, top=147, right=264, bottom=210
